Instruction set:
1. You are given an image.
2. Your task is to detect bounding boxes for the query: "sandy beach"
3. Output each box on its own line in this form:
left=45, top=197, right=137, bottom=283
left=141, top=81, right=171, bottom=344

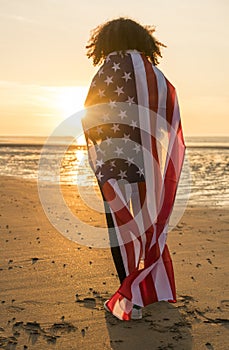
left=0, top=176, right=228, bottom=350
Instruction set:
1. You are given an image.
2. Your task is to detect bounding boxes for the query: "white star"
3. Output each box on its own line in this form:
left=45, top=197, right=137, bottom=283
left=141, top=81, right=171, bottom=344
left=133, top=144, right=141, bottom=153
left=105, top=136, right=112, bottom=145
left=91, top=80, right=96, bottom=88
left=111, top=124, right=120, bottom=133
left=102, top=113, right=110, bottom=122
left=118, top=51, right=125, bottom=58
left=114, top=86, right=124, bottom=96
left=96, top=126, right=103, bottom=135
left=98, top=68, right=104, bottom=76
left=122, top=134, right=131, bottom=143
left=126, top=96, right=135, bottom=106
left=112, top=62, right=120, bottom=72
left=110, top=160, right=116, bottom=167
left=104, top=76, right=113, bottom=86
left=96, top=159, right=104, bottom=168
left=125, top=157, right=134, bottom=166
left=96, top=171, right=104, bottom=181
left=98, top=89, right=105, bottom=98
left=109, top=99, right=117, bottom=109
left=96, top=145, right=106, bottom=156
left=118, top=109, right=128, bottom=120
left=130, top=120, right=138, bottom=129
left=105, top=56, right=111, bottom=63
left=122, top=72, right=132, bottom=82
left=118, top=170, right=127, bottom=179
left=114, top=147, right=124, bottom=156
left=137, top=168, right=144, bottom=177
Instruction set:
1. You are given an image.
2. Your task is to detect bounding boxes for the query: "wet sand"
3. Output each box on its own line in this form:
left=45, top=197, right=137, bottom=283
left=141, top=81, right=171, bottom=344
left=0, top=176, right=228, bottom=349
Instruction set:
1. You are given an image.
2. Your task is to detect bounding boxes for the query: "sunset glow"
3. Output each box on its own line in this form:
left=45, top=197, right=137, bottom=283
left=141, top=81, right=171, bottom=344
left=43, top=86, right=88, bottom=119
left=0, top=1, right=228, bottom=137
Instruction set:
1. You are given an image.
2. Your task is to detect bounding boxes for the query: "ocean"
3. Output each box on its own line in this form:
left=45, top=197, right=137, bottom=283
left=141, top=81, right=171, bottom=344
left=0, top=136, right=228, bottom=207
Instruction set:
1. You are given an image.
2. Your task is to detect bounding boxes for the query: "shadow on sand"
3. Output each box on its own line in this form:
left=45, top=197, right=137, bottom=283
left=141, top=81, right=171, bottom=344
left=105, top=301, right=192, bottom=350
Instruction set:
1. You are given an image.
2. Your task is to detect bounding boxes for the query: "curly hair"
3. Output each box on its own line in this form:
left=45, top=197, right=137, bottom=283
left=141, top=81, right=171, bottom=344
left=86, top=17, right=166, bottom=66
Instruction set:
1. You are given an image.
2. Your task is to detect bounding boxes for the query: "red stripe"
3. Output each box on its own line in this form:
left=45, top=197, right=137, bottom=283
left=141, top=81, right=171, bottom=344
left=137, top=182, right=154, bottom=256
left=141, top=54, right=158, bottom=112
left=107, top=293, right=131, bottom=321
left=102, top=181, right=116, bottom=201
left=102, top=181, right=140, bottom=273
left=162, top=245, right=176, bottom=301
left=141, top=55, right=160, bottom=165
left=139, top=272, right=158, bottom=305
left=165, top=78, right=176, bottom=126
left=156, top=126, right=185, bottom=234
left=113, top=207, right=140, bottom=273
left=178, top=120, right=185, bottom=146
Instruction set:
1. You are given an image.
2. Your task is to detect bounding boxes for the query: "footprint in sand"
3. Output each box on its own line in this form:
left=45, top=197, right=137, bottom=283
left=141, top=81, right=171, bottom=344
left=76, top=296, right=96, bottom=309
left=220, top=300, right=229, bottom=310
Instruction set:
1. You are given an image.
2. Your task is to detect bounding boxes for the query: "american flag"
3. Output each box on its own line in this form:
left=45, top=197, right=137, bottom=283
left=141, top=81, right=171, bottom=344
left=83, top=50, right=185, bottom=320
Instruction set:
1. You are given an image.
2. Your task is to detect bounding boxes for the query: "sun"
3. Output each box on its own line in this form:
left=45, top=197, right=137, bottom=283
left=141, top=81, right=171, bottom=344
left=43, top=85, right=88, bottom=119
left=39, top=85, right=89, bottom=141
left=76, top=134, right=86, bottom=145
left=54, top=86, right=88, bottom=117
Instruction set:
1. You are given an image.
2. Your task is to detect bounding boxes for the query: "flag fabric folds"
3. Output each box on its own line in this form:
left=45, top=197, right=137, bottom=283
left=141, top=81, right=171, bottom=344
left=82, top=50, right=185, bottom=321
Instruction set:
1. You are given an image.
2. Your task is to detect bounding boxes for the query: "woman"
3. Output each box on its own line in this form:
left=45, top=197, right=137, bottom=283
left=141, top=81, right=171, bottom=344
left=82, top=17, right=185, bottom=321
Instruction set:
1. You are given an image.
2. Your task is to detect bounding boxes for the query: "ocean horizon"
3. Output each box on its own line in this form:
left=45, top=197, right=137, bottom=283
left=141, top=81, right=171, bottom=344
left=0, top=135, right=229, bottom=147
left=0, top=135, right=228, bottom=208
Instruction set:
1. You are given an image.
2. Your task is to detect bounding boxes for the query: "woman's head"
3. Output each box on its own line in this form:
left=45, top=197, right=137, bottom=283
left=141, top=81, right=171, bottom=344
left=86, top=17, right=165, bottom=66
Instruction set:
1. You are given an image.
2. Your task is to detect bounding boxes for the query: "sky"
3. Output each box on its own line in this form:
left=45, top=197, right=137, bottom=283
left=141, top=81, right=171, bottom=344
left=0, top=0, right=228, bottom=137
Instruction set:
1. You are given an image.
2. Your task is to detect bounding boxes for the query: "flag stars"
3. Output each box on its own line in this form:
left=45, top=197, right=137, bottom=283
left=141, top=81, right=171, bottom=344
left=102, top=113, right=110, bottom=122
left=96, top=159, right=104, bottom=168
left=105, top=136, right=112, bottom=145
left=118, top=110, right=128, bottom=120
left=109, top=99, right=117, bottom=109
left=122, top=72, right=132, bottom=82
left=110, top=160, right=116, bottom=168
left=98, top=68, right=104, bottom=76
left=104, top=76, right=113, bottom=86
left=126, top=96, right=135, bottom=106
left=125, top=157, right=134, bottom=166
left=98, top=89, right=105, bottom=98
left=114, top=86, right=124, bottom=96
left=96, top=145, right=106, bottom=156
left=130, top=120, right=138, bottom=129
left=91, top=80, right=96, bottom=88
left=137, top=168, right=144, bottom=177
left=96, top=126, right=103, bottom=135
left=133, top=144, right=141, bottom=153
left=118, top=170, right=127, bottom=179
left=112, top=62, right=121, bottom=72
left=96, top=171, right=104, bottom=181
left=118, top=51, right=125, bottom=58
left=122, top=134, right=131, bottom=143
left=114, top=147, right=124, bottom=156
left=111, top=124, right=120, bottom=133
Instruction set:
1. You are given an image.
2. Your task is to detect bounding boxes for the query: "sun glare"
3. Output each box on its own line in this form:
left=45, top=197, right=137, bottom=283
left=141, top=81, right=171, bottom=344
left=43, top=85, right=88, bottom=119
left=76, top=134, right=86, bottom=145
left=38, top=85, right=89, bottom=140
left=55, top=86, right=88, bottom=117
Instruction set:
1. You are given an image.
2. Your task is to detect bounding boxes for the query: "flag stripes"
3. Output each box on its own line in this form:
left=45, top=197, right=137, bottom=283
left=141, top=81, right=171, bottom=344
left=83, top=50, right=185, bottom=320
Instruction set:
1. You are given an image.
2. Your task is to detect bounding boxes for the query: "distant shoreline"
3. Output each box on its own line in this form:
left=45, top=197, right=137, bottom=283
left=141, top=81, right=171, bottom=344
left=0, top=135, right=229, bottom=149
left=0, top=143, right=228, bottom=150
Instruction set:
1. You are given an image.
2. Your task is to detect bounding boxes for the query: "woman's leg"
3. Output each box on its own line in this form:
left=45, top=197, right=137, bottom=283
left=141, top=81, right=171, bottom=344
left=103, top=197, right=127, bottom=283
